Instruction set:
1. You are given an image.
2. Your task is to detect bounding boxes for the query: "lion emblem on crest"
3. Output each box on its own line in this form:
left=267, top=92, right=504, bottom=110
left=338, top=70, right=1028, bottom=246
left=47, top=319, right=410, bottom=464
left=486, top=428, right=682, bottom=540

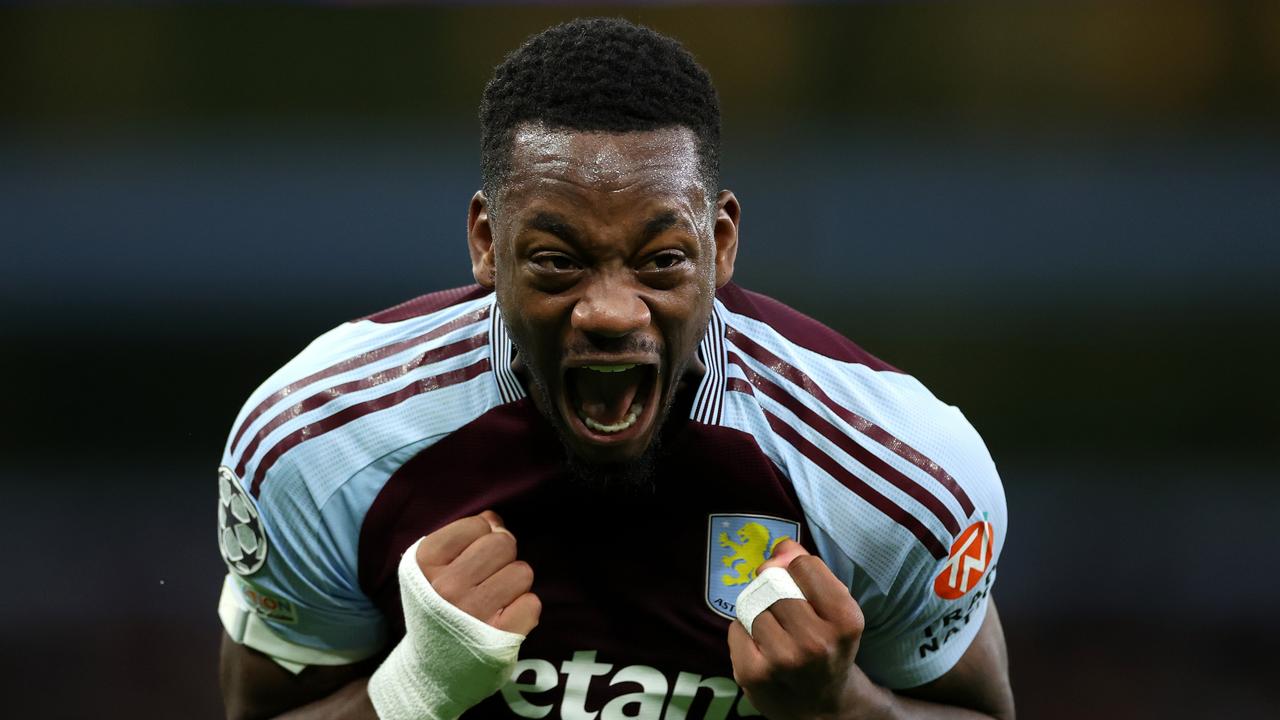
left=719, top=521, right=789, bottom=587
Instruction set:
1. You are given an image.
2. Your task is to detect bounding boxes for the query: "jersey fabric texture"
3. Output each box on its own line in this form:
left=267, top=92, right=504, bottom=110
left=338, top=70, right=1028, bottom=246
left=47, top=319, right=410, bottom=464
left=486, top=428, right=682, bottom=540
left=217, top=283, right=1007, bottom=716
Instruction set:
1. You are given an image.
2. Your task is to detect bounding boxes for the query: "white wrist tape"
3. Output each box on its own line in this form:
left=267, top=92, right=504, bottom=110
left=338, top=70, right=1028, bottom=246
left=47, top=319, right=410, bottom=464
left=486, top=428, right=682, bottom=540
left=368, top=538, right=526, bottom=720
left=735, top=566, right=807, bottom=637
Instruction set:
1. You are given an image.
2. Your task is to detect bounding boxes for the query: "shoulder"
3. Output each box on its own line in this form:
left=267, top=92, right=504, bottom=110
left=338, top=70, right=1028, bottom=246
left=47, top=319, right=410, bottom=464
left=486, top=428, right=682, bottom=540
left=215, top=286, right=520, bottom=662
left=714, top=283, right=898, bottom=372
left=358, top=284, right=494, bottom=324
left=221, top=285, right=505, bottom=506
left=712, top=285, right=1005, bottom=594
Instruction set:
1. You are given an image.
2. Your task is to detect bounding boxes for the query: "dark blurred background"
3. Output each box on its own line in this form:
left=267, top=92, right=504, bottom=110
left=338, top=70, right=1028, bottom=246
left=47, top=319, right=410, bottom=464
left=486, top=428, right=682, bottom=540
left=2, top=1, right=1278, bottom=717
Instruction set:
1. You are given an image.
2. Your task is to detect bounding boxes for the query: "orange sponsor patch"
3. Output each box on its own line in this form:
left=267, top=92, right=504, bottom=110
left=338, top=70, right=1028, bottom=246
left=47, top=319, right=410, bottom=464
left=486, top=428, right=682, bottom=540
left=933, top=519, right=994, bottom=600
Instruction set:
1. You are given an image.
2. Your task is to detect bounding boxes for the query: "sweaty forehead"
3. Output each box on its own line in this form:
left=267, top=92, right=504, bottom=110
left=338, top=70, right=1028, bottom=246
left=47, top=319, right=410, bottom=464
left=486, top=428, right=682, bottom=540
left=503, top=125, right=705, bottom=204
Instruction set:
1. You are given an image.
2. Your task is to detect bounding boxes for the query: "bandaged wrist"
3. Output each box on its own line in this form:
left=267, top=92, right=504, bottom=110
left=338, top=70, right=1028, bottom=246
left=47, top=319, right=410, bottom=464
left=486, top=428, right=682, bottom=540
left=735, top=566, right=807, bottom=636
left=368, top=538, right=526, bottom=720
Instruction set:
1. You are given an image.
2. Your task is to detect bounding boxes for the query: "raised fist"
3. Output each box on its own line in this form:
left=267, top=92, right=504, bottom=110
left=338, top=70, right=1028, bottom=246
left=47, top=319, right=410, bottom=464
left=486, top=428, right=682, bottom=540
left=727, top=540, right=879, bottom=720
left=415, top=510, right=542, bottom=635
left=368, top=511, right=541, bottom=718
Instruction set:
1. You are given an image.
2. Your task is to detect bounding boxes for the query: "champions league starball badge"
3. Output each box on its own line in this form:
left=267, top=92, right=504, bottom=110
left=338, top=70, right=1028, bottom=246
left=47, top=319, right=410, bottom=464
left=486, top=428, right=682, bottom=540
left=217, top=466, right=268, bottom=575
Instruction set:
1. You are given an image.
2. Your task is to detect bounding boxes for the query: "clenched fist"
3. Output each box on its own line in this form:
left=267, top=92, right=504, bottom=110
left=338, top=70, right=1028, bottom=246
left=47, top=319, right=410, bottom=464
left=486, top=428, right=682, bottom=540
left=728, top=540, right=886, bottom=720
left=368, top=511, right=542, bottom=719
left=416, top=510, right=542, bottom=635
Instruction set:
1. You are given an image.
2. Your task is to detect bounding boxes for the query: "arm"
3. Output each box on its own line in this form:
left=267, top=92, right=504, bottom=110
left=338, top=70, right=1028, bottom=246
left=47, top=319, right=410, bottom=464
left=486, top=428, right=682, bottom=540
left=889, top=602, right=1013, bottom=719
left=220, top=634, right=379, bottom=720
left=728, top=541, right=1013, bottom=720
left=220, top=511, right=540, bottom=720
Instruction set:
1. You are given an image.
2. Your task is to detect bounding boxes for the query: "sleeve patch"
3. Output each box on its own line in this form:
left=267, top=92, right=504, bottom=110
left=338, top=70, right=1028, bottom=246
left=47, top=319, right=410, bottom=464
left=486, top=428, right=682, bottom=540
left=933, top=518, right=994, bottom=600
left=217, top=466, right=269, bottom=576
left=233, top=576, right=299, bottom=624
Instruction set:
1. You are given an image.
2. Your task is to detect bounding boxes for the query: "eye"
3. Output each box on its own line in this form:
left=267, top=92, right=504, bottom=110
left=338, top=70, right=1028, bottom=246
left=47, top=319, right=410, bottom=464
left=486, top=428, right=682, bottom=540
left=640, top=251, right=688, bottom=272
left=531, top=252, right=580, bottom=272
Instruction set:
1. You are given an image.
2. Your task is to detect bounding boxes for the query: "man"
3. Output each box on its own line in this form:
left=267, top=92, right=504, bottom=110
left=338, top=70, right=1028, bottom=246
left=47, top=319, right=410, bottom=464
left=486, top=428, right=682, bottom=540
left=217, top=18, right=1013, bottom=720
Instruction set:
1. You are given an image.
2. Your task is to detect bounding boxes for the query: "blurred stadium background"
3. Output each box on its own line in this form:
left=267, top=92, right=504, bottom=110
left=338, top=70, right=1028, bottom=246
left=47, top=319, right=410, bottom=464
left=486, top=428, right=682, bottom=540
left=2, top=1, right=1278, bottom=717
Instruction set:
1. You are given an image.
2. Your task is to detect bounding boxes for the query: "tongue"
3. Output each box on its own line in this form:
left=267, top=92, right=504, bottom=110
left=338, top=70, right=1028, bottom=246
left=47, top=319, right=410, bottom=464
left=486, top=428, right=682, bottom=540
left=572, top=367, right=643, bottom=425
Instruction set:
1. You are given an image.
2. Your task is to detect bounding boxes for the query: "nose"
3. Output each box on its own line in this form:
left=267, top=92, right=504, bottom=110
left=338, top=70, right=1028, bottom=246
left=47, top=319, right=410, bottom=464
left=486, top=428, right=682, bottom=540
left=571, top=276, right=651, bottom=338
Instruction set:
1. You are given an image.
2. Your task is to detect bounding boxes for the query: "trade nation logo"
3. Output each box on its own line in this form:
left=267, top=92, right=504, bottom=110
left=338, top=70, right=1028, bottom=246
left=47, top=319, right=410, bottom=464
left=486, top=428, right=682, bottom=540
left=933, top=514, right=994, bottom=600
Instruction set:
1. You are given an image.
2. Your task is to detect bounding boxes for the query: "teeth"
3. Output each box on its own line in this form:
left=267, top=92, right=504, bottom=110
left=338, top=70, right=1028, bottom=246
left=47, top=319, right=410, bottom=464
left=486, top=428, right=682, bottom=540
left=578, top=403, right=643, bottom=434
left=584, top=364, right=637, bottom=373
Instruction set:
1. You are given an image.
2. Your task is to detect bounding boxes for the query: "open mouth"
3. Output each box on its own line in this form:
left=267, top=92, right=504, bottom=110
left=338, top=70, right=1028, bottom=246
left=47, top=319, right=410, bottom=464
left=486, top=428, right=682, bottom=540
left=562, top=362, right=659, bottom=444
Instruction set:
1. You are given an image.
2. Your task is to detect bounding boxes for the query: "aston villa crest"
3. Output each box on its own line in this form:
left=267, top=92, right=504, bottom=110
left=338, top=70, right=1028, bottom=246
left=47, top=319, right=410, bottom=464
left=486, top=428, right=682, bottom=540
left=705, top=513, right=801, bottom=620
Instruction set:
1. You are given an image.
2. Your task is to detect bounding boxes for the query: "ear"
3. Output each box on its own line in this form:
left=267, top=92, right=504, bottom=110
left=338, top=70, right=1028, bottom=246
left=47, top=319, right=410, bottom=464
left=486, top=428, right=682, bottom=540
left=467, top=191, right=497, bottom=289
left=713, top=190, right=740, bottom=288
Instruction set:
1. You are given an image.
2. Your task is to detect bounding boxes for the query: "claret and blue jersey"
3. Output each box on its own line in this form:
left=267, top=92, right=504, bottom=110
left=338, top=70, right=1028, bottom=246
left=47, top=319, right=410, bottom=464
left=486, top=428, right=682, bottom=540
left=216, top=283, right=1007, bottom=719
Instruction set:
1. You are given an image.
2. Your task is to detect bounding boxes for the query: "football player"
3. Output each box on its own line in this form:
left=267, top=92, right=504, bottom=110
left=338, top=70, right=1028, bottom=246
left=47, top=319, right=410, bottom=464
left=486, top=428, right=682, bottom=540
left=217, top=18, right=1013, bottom=720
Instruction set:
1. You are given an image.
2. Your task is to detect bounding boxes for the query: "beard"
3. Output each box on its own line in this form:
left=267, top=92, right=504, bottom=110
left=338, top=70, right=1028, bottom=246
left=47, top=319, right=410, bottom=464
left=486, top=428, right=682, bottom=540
left=525, top=366, right=680, bottom=495
left=558, top=430, right=663, bottom=495
left=512, top=339, right=691, bottom=496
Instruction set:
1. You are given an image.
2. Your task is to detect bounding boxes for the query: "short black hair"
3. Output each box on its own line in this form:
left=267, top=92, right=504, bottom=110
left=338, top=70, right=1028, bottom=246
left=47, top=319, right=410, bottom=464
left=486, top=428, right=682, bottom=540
left=480, top=17, right=721, bottom=206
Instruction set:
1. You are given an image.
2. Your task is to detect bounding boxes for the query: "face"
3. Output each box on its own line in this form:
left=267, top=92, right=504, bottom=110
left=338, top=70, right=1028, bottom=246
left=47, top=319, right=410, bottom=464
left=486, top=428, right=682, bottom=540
left=467, top=125, right=739, bottom=469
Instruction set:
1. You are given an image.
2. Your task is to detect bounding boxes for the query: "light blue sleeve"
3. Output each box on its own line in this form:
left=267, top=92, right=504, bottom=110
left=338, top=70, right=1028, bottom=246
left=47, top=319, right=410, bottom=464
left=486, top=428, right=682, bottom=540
left=216, top=459, right=386, bottom=665
left=854, top=551, right=1000, bottom=689
left=852, top=417, right=1007, bottom=690
left=793, top=382, right=1008, bottom=690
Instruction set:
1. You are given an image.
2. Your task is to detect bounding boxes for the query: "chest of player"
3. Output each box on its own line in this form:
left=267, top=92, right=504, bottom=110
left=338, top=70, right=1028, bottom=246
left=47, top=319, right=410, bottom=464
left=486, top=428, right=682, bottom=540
left=359, top=405, right=815, bottom=719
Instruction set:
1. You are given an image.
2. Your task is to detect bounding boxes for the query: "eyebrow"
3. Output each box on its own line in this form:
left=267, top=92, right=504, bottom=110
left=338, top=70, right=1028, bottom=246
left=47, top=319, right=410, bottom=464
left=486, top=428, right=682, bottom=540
left=527, top=212, right=582, bottom=244
left=641, top=211, right=681, bottom=243
left=524, top=210, right=688, bottom=246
